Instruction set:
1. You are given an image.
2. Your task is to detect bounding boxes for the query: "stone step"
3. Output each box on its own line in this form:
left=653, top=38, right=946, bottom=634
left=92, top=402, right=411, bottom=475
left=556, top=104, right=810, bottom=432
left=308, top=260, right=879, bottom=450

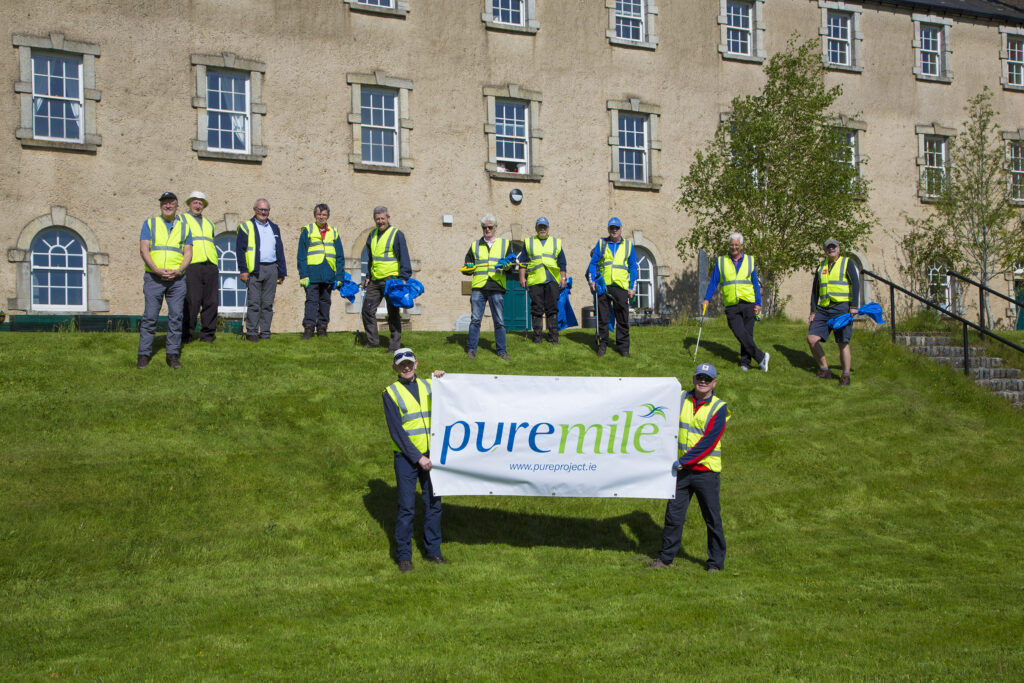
left=896, top=334, right=952, bottom=346
left=970, top=366, right=1022, bottom=380
left=977, top=378, right=1024, bottom=392
left=908, top=344, right=986, bottom=357
left=931, top=356, right=1005, bottom=369
left=993, top=391, right=1024, bottom=407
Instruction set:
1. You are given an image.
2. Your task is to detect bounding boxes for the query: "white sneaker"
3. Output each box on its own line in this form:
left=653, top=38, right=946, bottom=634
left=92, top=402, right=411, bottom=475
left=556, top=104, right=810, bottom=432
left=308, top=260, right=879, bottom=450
left=739, top=365, right=750, bottom=371
left=760, top=351, right=770, bottom=372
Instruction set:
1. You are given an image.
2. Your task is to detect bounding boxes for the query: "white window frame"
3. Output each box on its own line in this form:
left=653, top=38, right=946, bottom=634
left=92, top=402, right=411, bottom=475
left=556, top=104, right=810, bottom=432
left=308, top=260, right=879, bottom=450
left=482, top=0, right=539, bottom=34
left=484, top=84, right=543, bottom=181
left=343, top=0, right=408, bottom=18
left=912, top=14, right=953, bottom=83
left=834, top=115, right=866, bottom=179
left=215, top=231, right=247, bottom=314
left=927, top=264, right=953, bottom=310
left=13, top=33, right=101, bottom=152
left=818, top=2, right=863, bottom=73
left=29, top=52, right=84, bottom=144
left=608, top=99, right=662, bottom=190
left=191, top=53, right=267, bottom=162
left=606, top=0, right=659, bottom=51
left=718, top=0, right=765, bottom=63
left=916, top=124, right=954, bottom=202
left=360, top=87, right=401, bottom=167
left=347, top=72, right=414, bottom=174
left=8, top=207, right=109, bottom=313
left=1004, top=130, right=1024, bottom=204
left=618, top=113, right=648, bottom=183
left=634, top=247, right=656, bottom=311
left=1000, top=27, right=1024, bottom=92
left=205, top=69, right=251, bottom=155
left=29, top=228, right=88, bottom=312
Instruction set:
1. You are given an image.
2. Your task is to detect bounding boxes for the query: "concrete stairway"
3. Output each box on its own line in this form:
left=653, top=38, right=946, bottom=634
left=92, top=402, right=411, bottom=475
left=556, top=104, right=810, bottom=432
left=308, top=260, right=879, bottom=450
left=897, top=333, right=1024, bottom=407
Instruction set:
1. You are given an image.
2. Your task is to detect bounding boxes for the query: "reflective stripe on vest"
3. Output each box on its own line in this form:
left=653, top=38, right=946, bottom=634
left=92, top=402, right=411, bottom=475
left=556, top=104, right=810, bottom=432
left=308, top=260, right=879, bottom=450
left=146, top=216, right=187, bottom=273
left=677, top=391, right=730, bottom=473
left=370, top=226, right=399, bottom=280
left=599, top=239, right=633, bottom=289
left=183, top=214, right=218, bottom=266
left=239, top=220, right=258, bottom=272
left=386, top=378, right=432, bottom=453
left=302, top=223, right=339, bottom=271
left=718, top=254, right=754, bottom=306
left=817, top=256, right=851, bottom=306
left=471, top=238, right=508, bottom=289
left=525, top=236, right=562, bottom=286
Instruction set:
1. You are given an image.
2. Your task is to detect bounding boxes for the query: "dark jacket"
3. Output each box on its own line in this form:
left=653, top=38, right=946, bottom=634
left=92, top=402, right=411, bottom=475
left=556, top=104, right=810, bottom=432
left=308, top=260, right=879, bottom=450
left=236, top=216, right=288, bottom=278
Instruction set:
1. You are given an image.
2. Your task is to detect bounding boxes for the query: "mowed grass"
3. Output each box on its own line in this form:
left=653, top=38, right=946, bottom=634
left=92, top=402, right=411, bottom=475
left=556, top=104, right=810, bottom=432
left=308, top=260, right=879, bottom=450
left=1, top=318, right=1022, bottom=680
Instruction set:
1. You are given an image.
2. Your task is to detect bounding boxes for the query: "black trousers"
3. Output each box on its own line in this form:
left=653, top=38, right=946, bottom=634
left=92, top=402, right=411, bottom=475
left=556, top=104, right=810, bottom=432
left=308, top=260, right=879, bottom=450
left=182, top=261, right=218, bottom=343
left=303, top=282, right=333, bottom=328
left=597, top=285, right=630, bottom=350
left=724, top=302, right=764, bottom=367
left=361, top=278, right=402, bottom=348
left=528, top=281, right=560, bottom=340
left=658, top=470, right=725, bottom=570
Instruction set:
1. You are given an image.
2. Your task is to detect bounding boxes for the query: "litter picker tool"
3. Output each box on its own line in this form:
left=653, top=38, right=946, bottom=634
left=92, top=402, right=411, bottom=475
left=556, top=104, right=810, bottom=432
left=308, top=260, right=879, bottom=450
left=693, top=300, right=708, bottom=363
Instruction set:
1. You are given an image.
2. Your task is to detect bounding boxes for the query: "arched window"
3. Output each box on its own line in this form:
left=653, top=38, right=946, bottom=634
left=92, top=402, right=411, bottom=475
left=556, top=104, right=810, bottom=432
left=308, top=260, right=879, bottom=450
left=215, top=233, right=246, bottom=313
left=634, top=246, right=656, bottom=310
left=30, top=228, right=86, bottom=311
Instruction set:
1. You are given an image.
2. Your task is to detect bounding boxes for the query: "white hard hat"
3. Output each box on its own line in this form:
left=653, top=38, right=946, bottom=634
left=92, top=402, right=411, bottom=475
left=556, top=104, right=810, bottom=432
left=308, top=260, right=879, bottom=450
left=186, top=191, right=209, bottom=208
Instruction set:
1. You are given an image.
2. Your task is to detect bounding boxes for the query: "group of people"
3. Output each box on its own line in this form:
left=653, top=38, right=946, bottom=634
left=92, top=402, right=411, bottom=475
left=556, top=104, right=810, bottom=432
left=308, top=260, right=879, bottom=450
left=135, top=192, right=649, bottom=368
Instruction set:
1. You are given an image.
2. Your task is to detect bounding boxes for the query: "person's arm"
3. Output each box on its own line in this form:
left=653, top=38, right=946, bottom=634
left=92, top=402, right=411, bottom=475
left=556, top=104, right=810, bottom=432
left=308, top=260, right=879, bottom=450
left=587, top=242, right=602, bottom=291
left=334, top=235, right=346, bottom=282
left=273, top=223, right=287, bottom=281
left=556, top=247, right=568, bottom=289
left=237, top=226, right=250, bottom=282
left=383, top=391, right=427, bottom=466
left=627, top=244, right=638, bottom=295
left=519, top=244, right=529, bottom=287
left=395, top=231, right=412, bottom=281
left=808, top=269, right=820, bottom=322
left=363, top=233, right=374, bottom=286
left=751, top=260, right=762, bottom=311
left=678, top=402, right=728, bottom=469
left=297, top=228, right=309, bottom=282
left=178, top=244, right=192, bottom=274
left=847, top=260, right=860, bottom=312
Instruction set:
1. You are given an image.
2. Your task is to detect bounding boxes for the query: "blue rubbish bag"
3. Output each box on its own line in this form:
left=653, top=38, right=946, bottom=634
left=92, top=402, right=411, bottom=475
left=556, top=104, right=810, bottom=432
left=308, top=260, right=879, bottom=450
left=384, top=278, right=424, bottom=308
left=826, top=302, right=887, bottom=330
left=557, top=277, right=578, bottom=331
left=334, top=272, right=360, bottom=303
left=826, top=313, right=852, bottom=330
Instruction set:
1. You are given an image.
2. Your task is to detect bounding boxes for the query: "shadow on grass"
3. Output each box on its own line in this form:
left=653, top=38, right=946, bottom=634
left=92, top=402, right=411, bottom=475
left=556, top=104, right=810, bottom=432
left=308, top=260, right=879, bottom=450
left=682, top=337, right=740, bottom=366
left=773, top=343, right=815, bottom=373
left=363, top=478, right=687, bottom=560
left=442, top=332, right=501, bottom=355
left=562, top=330, right=599, bottom=351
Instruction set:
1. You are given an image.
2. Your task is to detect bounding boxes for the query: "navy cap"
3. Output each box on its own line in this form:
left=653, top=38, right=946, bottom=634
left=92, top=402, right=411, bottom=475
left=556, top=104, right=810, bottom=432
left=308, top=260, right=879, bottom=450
left=694, top=363, right=717, bottom=379
left=535, top=217, right=549, bottom=227
left=607, top=217, right=622, bottom=228
left=159, top=191, right=178, bottom=203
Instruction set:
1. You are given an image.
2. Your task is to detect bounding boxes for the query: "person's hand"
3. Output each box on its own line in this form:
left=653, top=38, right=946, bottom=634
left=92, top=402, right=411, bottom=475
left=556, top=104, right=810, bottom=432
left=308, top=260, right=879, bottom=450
left=807, top=313, right=815, bottom=324
left=362, top=277, right=369, bottom=288
left=559, top=279, right=567, bottom=290
left=589, top=281, right=596, bottom=293
left=240, top=272, right=249, bottom=283
left=278, top=277, right=285, bottom=284
left=851, top=307, right=858, bottom=316
left=671, top=460, right=682, bottom=476
left=628, top=289, right=635, bottom=299
left=433, top=369, right=446, bottom=378
left=418, top=455, right=432, bottom=471
left=754, top=304, right=761, bottom=315
left=300, top=277, right=309, bottom=288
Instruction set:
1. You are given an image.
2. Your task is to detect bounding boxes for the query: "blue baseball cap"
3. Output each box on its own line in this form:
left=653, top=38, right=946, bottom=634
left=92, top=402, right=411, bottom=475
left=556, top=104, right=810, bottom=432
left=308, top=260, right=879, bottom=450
left=607, top=217, right=622, bottom=228
left=535, top=217, right=549, bottom=227
left=694, top=363, right=717, bottom=379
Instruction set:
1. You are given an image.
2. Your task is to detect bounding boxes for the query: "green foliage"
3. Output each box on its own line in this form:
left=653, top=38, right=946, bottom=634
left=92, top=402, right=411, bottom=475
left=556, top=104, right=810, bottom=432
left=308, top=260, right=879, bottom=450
left=901, top=87, right=1022, bottom=322
left=1, top=327, right=1023, bottom=678
left=676, top=37, right=876, bottom=315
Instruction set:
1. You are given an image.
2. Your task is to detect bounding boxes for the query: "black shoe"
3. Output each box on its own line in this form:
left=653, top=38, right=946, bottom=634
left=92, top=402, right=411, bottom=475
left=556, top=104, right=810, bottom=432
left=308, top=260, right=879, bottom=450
left=619, top=349, right=631, bottom=358
left=363, top=342, right=380, bottom=349
left=596, top=346, right=606, bottom=357
left=200, top=337, right=215, bottom=344
left=137, top=355, right=150, bottom=369
left=467, top=349, right=476, bottom=359
left=397, top=560, right=413, bottom=573
left=166, top=354, right=181, bottom=370
left=816, top=367, right=831, bottom=379
left=649, top=558, right=672, bottom=569
left=497, top=352, right=510, bottom=361
left=426, top=555, right=447, bottom=565
left=246, top=335, right=259, bottom=343
left=532, top=337, right=543, bottom=344
left=301, top=326, right=315, bottom=340
left=706, top=566, right=721, bottom=573
left=316, top=326, right=327, bottom=337
left=549, top=336, right=559, bottom=345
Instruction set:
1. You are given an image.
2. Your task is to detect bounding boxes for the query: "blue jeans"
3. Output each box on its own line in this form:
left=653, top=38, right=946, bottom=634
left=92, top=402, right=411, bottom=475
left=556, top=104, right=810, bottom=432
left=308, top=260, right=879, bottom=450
left=138, top=272, right=186, bottom=357
left=658, top=470, right=725, bottom=569
left=394, top=454, right=442, bottom=561
left=466, top=289, right=506, bottom=354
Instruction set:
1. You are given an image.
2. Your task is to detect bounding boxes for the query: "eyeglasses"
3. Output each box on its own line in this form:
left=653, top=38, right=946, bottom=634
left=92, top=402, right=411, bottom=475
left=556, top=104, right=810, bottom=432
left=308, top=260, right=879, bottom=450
left=255, top=207, right=270, bottom=213
left=825, top=244, right=838, bottom=250
left=394, top=353, right=415, bottom=364
left=608, top=226, right=622, bottom=231
left=483, top=224, right=496, bottom=230
left=694, top=375, right=714, bottom=384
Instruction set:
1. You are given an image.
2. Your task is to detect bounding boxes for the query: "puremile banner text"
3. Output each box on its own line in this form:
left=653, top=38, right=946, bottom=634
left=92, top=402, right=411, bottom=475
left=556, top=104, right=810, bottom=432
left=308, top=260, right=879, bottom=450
left=430, top=374, right=681, bottom=498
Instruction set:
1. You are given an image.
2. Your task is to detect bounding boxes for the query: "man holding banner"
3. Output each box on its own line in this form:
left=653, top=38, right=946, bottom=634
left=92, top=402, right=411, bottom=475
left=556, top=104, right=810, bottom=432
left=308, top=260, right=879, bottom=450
left=651, top=363, right=730, bottom=573
left=383, top=348, right=446, bottom=573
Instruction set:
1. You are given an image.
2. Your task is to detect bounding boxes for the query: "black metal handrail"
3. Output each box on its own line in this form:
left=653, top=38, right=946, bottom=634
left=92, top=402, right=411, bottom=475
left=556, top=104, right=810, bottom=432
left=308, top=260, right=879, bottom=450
left=945, top=270, right=1022, bottom=340
left=862, top=269, right=1024, bottom=376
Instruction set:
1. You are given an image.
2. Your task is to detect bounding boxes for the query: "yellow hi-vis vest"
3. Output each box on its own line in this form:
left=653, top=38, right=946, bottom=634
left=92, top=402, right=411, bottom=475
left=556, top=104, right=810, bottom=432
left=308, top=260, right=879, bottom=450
left=678, top=391, right=730, bottom=473
left=182, top=213, right=218, bottom=266
left=385, top=377, right=432, bottom=453
left=238, top=220, right=264, bottom=273
left=145, top=215, right=188, bottom=273
left=471, top=238, right=509, bottom=289
left=599, top=239, right=633, bottom=289
left=302, top=223, right=339, bottom=272
left=718, top=254, right=755, bottom=306
left=369, top=226, right=400, bottom=280
left=524, top=236, right=562, bottom=286
left=817, top=256, right=851, bottom=307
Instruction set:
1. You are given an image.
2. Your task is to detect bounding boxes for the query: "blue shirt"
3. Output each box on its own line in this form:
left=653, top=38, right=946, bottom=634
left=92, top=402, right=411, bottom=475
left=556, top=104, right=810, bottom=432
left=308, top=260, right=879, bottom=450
left=704, top=253, right=761, bottom=306
left=586, top=239, right=638, bottom=289
left=255, top=220, right=277, bottom=263
left=139, top=215, right=194, bottom=246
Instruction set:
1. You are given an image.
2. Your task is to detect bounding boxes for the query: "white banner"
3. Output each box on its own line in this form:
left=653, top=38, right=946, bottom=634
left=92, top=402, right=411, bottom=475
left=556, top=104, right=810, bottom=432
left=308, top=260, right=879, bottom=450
left=430, top=374, right=681, bottom=499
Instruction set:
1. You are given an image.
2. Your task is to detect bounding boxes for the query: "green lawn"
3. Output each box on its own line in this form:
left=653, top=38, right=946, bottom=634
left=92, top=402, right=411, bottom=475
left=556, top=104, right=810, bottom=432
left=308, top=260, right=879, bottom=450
left=1, top=318, right=1022, bottom=680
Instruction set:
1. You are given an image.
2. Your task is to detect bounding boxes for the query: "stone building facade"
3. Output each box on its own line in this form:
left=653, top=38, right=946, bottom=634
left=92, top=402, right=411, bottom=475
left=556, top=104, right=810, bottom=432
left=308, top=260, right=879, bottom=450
left=4, top=0, right=1024, bottom=330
